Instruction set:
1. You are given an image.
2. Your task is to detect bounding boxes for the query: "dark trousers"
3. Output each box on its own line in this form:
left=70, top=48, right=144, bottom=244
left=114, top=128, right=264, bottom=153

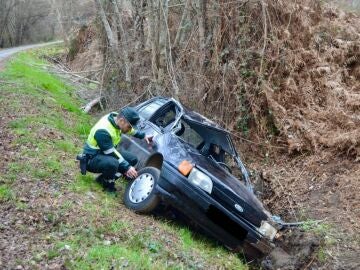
left=87, top=150, right=138, bottom=180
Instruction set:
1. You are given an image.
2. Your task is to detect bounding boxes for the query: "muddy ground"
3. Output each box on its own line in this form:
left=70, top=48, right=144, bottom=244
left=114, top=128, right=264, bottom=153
left=246, top=147, right=360, bottom=269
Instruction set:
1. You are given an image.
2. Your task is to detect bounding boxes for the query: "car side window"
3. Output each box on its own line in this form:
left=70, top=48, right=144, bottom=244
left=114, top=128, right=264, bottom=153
left=138, top=100, right=166, bottom=120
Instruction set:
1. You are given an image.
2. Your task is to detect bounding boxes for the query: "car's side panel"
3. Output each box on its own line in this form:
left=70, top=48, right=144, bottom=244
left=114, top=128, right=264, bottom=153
left=120, top=120, right=161, bottom=169
left=120, top=135, right=149, bottom=169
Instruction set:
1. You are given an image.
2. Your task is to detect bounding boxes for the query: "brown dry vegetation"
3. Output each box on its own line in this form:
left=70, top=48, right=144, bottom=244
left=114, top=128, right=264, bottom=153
left=71, top=0, right=360, bottom=158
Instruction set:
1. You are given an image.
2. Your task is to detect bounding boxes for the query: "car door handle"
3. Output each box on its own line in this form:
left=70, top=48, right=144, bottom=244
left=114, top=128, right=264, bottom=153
left=138, top=122, right=146, bottom=129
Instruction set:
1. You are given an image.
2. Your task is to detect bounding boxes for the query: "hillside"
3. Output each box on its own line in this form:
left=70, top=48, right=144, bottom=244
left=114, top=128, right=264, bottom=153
left=0, top=50, right=248, bottom=269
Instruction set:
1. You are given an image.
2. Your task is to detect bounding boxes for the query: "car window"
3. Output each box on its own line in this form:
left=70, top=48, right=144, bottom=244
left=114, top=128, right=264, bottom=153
left=138, top=99, right=166, bottom=120
left=175, top=120, right=203, bottom=148
left=153, top=105, right=177, bottom=128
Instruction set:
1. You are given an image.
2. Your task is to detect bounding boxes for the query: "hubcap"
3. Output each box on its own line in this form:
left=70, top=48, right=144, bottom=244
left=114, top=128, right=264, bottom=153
left=129, top=173, right=155, bottom=204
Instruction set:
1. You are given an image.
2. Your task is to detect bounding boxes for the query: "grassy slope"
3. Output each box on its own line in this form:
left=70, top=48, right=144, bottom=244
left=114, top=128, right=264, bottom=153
left=0, top=50, right=248, bottom=270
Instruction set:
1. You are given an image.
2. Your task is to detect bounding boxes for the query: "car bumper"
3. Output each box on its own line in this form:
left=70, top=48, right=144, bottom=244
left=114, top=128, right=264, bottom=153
left=155, top=162, right=274, bottom=256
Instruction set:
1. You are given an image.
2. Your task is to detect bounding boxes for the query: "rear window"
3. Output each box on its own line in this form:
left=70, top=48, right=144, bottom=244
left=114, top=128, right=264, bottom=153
left=138, top=99, right=166, bottom=120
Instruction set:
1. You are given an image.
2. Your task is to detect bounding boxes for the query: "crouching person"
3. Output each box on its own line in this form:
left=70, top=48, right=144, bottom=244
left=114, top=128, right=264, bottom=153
left=82, top=107, right=153, bottom=192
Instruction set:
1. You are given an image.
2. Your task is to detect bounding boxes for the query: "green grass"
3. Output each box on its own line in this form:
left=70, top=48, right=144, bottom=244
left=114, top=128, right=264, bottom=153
left=179, top=227, right=194, bottom=250
left=1, top=51, right=92, bottom=184
left=2, top=53, right=79, bottom=113
left=71, top=175, right=100, bottom=193
left=74, top=244, right=153, bottom=270
left=301, top=219, right=336, bottom=264
left=54, top=140, right=76, bottom=153
left=300, top=219, right=332, bottom=236
left=0, top=185, right=14, bottom=202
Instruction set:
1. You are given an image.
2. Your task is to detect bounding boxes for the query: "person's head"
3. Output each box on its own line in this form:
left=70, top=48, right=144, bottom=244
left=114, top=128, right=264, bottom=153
left=116, top=107, right=140, bottom=133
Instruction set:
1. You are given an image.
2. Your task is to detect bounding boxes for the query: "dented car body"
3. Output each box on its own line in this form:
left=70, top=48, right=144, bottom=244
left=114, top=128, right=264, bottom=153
left=121, top=97, right=277, bottom=257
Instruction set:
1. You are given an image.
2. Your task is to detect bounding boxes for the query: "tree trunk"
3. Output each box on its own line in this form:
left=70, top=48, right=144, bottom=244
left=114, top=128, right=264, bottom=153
left=173, top=0, right=191, bottom=50
left=132, top=0, right=146, bottom=50
left=159, top=0, right=169, bottom=68
left=94, top=0, right=118, bottom=51
left=112, top=0, right=131, bottom=82
left=51, top=0, right=69, bottom=47
left=147, top=0, right=161, bottom=81
left=197, top=0, right=207, bottom=70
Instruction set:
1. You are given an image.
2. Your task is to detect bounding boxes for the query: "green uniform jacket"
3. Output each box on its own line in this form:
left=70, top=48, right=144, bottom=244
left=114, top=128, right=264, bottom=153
left=83, top=112, right=145, bottom=172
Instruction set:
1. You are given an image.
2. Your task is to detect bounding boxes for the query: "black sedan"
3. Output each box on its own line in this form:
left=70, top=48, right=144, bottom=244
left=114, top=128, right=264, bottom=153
left=120, top=97, right=278, bottom=258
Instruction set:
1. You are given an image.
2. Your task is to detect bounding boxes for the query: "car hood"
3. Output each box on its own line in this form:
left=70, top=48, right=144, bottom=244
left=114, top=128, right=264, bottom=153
left=154, top=133, right=268, bottom=226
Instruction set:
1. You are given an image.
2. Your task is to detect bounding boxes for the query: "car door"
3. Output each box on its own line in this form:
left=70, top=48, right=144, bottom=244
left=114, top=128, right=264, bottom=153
left=119, top=99, right=166, bottom=169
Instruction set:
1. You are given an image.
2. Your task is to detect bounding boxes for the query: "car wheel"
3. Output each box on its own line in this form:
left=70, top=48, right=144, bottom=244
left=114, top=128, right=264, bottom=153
left=123, top=166, right=160, bottom=214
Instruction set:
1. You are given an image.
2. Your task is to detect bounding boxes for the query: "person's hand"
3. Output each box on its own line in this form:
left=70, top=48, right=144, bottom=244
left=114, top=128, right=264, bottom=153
left=144, top=135, right=153, bottom=145
left=125, top=166, right=138, bottom=179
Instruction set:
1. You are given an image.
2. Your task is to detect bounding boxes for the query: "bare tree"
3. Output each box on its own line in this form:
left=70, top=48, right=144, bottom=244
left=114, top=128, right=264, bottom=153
left=50, top=0, right=69, bottom=46
left=94, top=0, right=118, bottom=50
left=173, top=0, right=192, bottom=50
left=0, top=0, right=94, bottom=48
left=197, top=0, right=208, bottom=70
left=112, top=0, right=131, bottom=82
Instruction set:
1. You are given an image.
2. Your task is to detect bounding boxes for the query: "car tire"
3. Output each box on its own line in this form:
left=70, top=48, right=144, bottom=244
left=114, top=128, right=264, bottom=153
left=123, top=166, right=160, bottom=214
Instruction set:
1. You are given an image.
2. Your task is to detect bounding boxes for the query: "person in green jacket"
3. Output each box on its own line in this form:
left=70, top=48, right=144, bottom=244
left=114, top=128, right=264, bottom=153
left=83, top=107, right=153, bottom=191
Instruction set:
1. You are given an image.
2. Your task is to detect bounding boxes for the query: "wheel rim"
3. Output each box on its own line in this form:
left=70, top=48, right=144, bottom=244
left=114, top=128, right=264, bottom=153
left=129, top=173, right=155, bottom=204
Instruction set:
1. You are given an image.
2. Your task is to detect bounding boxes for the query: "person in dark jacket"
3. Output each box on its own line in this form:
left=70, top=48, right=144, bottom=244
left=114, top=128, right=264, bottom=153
left=83, top=107, right=153, bottom=191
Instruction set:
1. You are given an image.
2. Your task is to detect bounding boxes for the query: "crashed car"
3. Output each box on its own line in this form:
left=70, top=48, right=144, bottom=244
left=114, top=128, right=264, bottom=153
left=120, top=97, right=278, bottom=257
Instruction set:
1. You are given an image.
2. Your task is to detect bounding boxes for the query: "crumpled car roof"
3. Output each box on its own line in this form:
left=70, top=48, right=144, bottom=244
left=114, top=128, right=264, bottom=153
left=182, top=106, right=227, bottom=132
left=162, top=97, right=228, bottom=132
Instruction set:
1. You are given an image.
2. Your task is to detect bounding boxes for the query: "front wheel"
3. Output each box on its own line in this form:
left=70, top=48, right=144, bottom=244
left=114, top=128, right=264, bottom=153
left=123, top=166, right=160, bottom=214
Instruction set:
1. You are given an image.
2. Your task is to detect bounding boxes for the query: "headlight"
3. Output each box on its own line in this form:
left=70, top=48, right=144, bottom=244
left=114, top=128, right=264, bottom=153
left=187, top=167, right=213, bottom=194
left=259, top=221, right=277, bottom=241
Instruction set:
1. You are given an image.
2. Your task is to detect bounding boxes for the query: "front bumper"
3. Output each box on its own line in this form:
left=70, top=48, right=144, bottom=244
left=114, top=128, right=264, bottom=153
left=155, top=162, right=274, bottom=256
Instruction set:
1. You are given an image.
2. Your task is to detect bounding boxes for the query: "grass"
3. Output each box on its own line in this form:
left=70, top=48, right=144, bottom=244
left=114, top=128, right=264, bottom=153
left=300, top=219, right=332, bottom=236
left=55, top=140, right=76, bottom=153
left=0, top=184, right=14, bottom=202
left=0, top=50, right=248, bottom=269
left=301, top=219, right=336, bottom=264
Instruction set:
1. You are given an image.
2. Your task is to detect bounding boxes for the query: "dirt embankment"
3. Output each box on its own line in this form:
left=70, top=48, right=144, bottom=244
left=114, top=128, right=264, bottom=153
left=249, top=3, right=360, bottom=269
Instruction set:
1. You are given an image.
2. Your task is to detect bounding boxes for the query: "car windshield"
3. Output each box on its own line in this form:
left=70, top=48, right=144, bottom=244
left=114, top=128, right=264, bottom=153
left=173, top=117, right=235, bottom=156
left=173, top=118, right=244, bottom=178
left=174, top=120, right=204, bottom=149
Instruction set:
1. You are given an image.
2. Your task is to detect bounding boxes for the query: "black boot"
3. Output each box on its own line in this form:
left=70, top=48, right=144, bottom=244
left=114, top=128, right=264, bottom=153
left=95, top=174, right=105, bottom=185
left=103, top=179, right=117, bottom=192
left=96, top=175, right=116, bottom=192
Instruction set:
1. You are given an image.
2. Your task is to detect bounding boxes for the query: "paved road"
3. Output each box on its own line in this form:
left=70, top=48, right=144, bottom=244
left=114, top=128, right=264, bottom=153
left=0, top=41, right=63, bottom=61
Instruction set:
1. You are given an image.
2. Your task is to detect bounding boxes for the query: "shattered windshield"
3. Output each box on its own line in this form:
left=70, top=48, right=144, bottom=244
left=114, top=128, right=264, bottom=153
left=174, top=120, right=204, bottom=149
left=173, top=118, right=236, bottom=158
left=173, top=118, right=244, bottom=180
